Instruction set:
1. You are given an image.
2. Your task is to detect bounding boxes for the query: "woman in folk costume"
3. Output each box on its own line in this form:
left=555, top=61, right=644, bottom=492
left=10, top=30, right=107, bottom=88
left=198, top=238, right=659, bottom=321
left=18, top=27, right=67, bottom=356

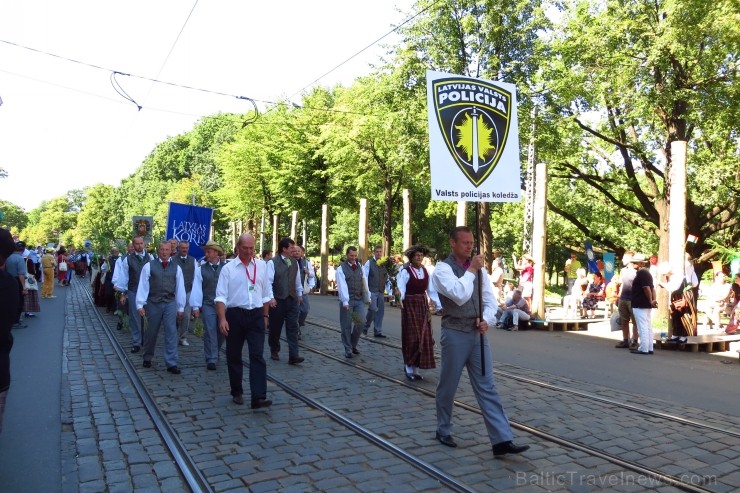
left=659, top=263, right=697, bottom=343
left=22, top=252, right=40, bottom=316
left=396, top=245, right=442, bottom=381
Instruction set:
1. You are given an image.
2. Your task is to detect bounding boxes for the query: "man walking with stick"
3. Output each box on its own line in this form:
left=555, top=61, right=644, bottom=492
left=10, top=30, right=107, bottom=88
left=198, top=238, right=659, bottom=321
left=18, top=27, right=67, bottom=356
left=432, top=226, right=529, bottom=457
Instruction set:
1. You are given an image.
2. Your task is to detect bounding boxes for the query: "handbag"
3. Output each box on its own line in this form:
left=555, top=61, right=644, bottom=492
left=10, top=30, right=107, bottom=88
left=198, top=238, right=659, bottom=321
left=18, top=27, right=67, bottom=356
left=25, top=276, right=38, bottom=290
left=59, top=261, right=68, bottom=272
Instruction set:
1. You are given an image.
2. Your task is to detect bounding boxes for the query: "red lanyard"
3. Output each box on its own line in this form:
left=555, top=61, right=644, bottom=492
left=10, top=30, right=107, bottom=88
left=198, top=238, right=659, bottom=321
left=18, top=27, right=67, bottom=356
left=245, top=260, right=256, bottom=285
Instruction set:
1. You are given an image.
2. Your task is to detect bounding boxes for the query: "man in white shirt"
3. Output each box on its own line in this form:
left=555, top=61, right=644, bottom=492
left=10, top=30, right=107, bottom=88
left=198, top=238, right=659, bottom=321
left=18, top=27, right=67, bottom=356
left=335, top=246, right=370, bottom=358
left=215, top=234, right=273, bottom=408
left=112, top=236, right=154, bottom=353
left=136, top=241, right=186, bottom=374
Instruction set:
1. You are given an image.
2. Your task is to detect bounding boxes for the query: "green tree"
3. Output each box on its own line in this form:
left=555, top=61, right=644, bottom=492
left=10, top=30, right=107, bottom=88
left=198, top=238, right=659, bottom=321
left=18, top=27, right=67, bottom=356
left=0, top=199, right=28, bottom=232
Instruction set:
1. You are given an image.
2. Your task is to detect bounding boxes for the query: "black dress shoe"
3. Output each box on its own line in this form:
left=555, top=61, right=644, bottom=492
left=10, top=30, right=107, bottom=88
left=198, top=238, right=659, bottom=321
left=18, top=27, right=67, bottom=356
left=345, top=353, right=353, bottom=358
left=288, top=356, right=305, bottom=365
left=232, top=395, right=244, bottom=405
left=207, top=363, right=217, bottom=371
left=405, top=371, right=416, bottom=381
left=629, top=349, right=650, bottom=355
left=251, top=398, right=272, bottom=409
left=131, top=345, right=141, bottom=353
left=492, top=441, right=529, bottom=456
left=270, top=352, right=280, bottom=361
left=143, top=360, right=152, bottom=368
left=435, top=431, right=457, bottom=448
left=166, top=366, right=181, bottom=374
left=374, top=333, right=387, bottom=338
left=352, top=347, right=360, bottom=354
left=413, top=373, right=423, bottom=381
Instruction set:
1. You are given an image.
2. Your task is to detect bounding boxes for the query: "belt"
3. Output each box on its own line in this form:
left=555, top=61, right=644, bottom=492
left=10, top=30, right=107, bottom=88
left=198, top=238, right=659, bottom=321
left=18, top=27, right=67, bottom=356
left=227, top=306, right=260, bottom=312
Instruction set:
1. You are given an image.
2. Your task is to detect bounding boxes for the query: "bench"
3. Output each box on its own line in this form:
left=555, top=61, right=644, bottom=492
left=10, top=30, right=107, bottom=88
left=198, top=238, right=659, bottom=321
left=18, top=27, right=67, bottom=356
left=654, top=333, right=740, bottom=353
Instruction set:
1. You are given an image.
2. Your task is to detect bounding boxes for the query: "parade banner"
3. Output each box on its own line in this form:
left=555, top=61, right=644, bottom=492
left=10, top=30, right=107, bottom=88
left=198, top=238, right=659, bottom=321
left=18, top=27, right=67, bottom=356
left=584, top=241, right=599, bottom=273
left=602, top=252, right=616, bottom=282
left=132, top=216, right=154, bottom=244
left=165, top=203, right=213, bottom=260
left=427, top=70, right=521, bottom=202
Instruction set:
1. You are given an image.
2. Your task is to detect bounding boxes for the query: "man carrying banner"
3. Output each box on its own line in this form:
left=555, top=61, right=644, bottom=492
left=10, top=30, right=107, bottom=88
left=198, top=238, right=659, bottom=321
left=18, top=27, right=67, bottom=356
left=432, top=226, right=529, bottom=457
left=266, top=237, right=304, bottom=365
left=173, top=241, right=198, bottom=347
left=137, top=241, right=186, bottom=374
left=113, top=236, right=154, bottom=353
left=191, top=240, right=226, bottom=370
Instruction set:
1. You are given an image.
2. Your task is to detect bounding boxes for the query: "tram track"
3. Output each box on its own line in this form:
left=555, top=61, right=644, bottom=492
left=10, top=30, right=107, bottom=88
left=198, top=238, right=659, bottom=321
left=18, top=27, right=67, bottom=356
left=298, top=319, right=732, bottom=493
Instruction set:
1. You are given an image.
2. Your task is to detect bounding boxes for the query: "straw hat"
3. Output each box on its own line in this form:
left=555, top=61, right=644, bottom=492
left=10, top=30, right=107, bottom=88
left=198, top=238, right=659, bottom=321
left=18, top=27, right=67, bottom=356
left=201, top=240, right=224, bottom=255
left=404, top=244, right=431, bottom=259
left=631, top=253, right=648, bottom=263
left=522, top=253, right=535, bottom=263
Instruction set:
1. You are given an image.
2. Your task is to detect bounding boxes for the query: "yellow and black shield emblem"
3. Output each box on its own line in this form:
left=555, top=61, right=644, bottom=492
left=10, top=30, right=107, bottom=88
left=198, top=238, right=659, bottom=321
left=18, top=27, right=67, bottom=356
left=432, top=77, right=512, bottom=187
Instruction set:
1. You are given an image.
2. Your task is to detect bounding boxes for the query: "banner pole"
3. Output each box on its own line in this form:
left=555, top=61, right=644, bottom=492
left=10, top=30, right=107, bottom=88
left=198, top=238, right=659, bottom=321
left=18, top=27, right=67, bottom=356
left=475, top=201, right=485, bottom=376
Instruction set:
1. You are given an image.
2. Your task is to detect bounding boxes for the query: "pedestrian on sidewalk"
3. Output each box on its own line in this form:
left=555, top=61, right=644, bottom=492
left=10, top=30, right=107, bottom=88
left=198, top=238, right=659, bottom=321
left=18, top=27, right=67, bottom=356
left=215, top=234, right=272, bottom=408
left=136, top=241, right=186, bottom=374
left=630, top=253, right=657, bottom=355
left=0, top=229, right=21, bottom=433
left=432, top=226, right=529, bottom=457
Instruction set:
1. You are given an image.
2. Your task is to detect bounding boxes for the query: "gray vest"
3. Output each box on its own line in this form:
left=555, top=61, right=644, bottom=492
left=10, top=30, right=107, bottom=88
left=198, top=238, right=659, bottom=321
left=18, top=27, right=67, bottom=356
left=127, top=252, right=150, bottom=292
left=200, top=262, right=223, bottom=306
left=174, top=255, right=196, bottom=292
left=340, top=262, right=365, bottom=300
left=148, top=259, right=177, bottom=303
left=366, top=258, right=387, bottom=293
left=297, top=258, right=306, bottom=286
left=439, top=255, right=479, bottom=332
left=272, top=256, right=298, bottom=299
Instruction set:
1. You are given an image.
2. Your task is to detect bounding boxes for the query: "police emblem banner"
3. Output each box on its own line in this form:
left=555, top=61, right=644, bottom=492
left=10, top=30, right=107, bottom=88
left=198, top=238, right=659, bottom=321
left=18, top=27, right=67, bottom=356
left=427, top=70, right=521, bottom=202
left=165, top=203, right=213, bottom=260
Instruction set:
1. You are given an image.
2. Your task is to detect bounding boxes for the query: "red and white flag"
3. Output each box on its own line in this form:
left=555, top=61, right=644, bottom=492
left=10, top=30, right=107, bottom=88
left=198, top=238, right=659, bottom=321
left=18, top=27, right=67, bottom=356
left=686, top=234, right=699, bottom=243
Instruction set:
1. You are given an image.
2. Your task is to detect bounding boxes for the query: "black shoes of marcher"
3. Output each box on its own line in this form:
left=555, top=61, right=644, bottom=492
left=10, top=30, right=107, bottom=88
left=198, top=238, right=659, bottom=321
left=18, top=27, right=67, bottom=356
left=288, top=356, right=305, bottom=365
left=270, top=352, right=280, bottom=361
left=492, top=441, right=529, bottom=456
left=436, top=431, right=457, bottom=448
left=166, top=366, right=181, bottom=374
left=251, top=398, right=272, bottom=409
left=629, top=349, right=650, bottom=355
left=143, top=360, right=152, bottom=368
left=352, top=347, right=360, bottom=354
left=131, top=345, right=141, bottom=353
left=232, top=395, right=244, bottom=405
left=374, top=333, right=387, bottom=338
left=405, top=371, right=416, bottom=381
left=615, top=340, right=630, bottom=348
left=206, top=363, right=217, bottom=371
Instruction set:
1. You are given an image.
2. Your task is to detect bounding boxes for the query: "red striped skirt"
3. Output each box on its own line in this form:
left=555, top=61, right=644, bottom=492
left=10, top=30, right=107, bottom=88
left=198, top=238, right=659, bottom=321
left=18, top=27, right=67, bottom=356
left=401, top=294, right=435, bottom=369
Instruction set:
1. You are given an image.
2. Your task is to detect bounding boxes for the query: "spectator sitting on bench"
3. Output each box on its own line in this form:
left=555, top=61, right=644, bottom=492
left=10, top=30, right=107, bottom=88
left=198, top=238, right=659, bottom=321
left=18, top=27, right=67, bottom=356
left=582, top=271, right=606, bottom=319
left=562, top=268, right=588, bottom=318
left=497, top=289, right=530, bottom=331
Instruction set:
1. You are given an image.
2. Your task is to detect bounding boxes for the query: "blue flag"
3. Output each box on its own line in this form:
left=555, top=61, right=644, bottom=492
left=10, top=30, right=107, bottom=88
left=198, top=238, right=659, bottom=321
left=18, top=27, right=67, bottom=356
left=584, top=241, right=599, bottom=274
left=166, top=203, right=213, bottom=260
left=602, top=253, right=616, bottom=282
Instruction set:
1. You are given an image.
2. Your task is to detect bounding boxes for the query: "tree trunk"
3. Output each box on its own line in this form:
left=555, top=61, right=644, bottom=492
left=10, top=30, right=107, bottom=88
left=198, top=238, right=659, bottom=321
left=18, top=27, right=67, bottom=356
left=655, top=198, right=671, bottom=328
left=383, top=179, right=393, bottom=256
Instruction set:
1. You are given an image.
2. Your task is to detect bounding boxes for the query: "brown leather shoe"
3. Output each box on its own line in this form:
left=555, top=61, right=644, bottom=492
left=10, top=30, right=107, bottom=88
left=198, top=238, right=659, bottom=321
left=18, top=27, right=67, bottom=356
left=270, top=352, right=279, bottom=361
left=251, top=398, right=272, bottom=409
left=288, top=356, right=304, bottom=365
left=232, top=394, right=244, bottom=405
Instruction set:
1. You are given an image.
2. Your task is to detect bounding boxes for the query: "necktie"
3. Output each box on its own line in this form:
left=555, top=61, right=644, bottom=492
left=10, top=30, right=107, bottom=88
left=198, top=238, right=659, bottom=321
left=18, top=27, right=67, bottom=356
left=211, top=264, right=218, bottom=272
left=162, top=260, right=168, bottom=268
left=351, top=263, right=357, bottom=271
left=137, top=254, right=143, bottom=261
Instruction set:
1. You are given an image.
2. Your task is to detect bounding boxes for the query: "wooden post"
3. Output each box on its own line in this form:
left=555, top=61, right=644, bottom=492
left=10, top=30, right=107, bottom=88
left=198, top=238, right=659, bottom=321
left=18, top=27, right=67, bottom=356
left=669, top=141, right=688, bottom=280
left=230, top=221, right=236, bottom=253
left=531, top=160, right=548, bottom=319
left=259, top=212, right=265, bottom=256
left=272, top=214, right=279, bottom=252
left=302, top=220, right=307, bottom=250
left=403, top=189, right=411, bottom=252
left=456, top=200, right=467, bottom=226
left=359, top=198, right=368, bottom=261
left=290, top=210, right=298, bottom=241
left=320, top=204, right=330, bottom=295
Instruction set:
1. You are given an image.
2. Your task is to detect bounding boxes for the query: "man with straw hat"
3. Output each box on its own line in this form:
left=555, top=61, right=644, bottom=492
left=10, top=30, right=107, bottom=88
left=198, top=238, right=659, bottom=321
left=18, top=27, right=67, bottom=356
left=191, top=240, right=226, bottom=371
left=629, top=253, right=657, bottom=355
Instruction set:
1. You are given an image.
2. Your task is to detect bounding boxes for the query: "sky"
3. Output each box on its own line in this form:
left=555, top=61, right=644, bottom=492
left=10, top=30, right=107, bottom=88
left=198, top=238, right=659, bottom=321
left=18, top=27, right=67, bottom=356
left=0, top=0, right=414, bottom=212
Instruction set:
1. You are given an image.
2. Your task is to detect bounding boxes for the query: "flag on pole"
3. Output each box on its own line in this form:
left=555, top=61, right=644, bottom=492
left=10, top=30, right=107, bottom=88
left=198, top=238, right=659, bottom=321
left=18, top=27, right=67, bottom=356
left=584, top=241, right=599, bottom=273
left=166, top=202, right=213, bottom=260
left=686, top=234, right=699, bottom=243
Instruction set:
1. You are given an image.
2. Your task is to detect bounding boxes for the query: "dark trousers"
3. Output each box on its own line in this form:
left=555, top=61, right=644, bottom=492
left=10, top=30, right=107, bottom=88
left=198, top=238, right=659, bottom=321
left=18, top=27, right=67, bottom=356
left=225, top=307, right=267, bottom=400
left=268, top=297, right=300, bottom=358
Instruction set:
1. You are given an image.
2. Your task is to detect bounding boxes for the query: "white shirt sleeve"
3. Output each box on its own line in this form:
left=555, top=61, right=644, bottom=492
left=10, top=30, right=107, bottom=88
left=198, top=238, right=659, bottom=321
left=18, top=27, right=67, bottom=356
left=336, top=265, right=349, bottom=306
left=113, top=257, right=128, bottom=292
left=397, top=268, right=409, bottom=300
left=135, top=262, right=151, bottom=310
left=294, top=265, right=303, bottom=297
left=433, top=262, right=496, bottom=325
left=362, top=260, right=370, bottom=278
left=426, top=267, right=443, bottom=311
left=190, top=266, right=203, bottom=309
left=306, top=259, right=316, bottom=289
left=175, top=266, right=186, bottom=312
left=266, top=260, right=276, bottom=298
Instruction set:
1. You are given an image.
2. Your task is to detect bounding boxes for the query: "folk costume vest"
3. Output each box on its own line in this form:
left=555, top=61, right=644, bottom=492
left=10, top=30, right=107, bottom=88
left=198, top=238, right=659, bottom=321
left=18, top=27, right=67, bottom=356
left=405, top=265, right=429, bottom=296
left=200, top=262, right=224, bottom=306
left=367, top=258, right=387, bottom=293
left=340, top=262, right=365, bottom=301
left=439, top=255, right=480, bottom=332
left=148, top=259, right=177, bottom=303
left=174, top=255, right=196, bottom=292
left=272, top=256, right=298, bottom=300
left=126, top=252, right=150, bottom=292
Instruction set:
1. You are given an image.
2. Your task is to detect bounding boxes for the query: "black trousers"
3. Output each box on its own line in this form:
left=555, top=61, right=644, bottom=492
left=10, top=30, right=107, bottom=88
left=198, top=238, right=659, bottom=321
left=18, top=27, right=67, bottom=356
left=268, top=297, right=300, bottom=357
left=225, top=307, right=267, bottom=400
